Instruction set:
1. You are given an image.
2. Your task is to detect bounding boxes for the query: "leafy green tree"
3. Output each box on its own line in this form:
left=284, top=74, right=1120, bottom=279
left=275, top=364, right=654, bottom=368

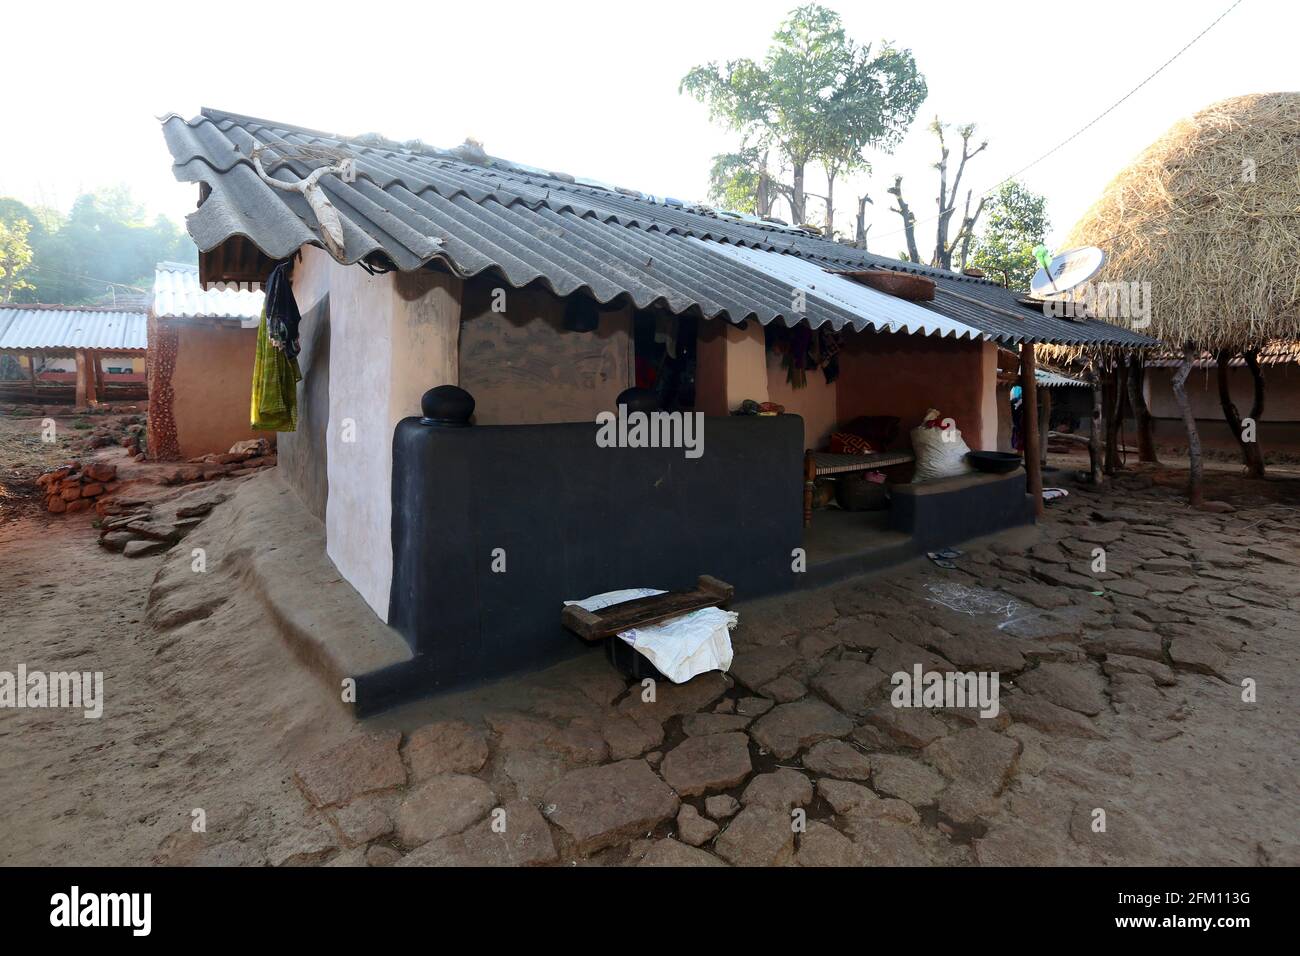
left=707, top=149, right=766, bottom=213
left=969, top=181, right=1050, bottom=290
left=682, top=4, right=926, bottom=227
left=0, top=214, right=34, bottom=302
left=0, top=186, right=193, bottom=304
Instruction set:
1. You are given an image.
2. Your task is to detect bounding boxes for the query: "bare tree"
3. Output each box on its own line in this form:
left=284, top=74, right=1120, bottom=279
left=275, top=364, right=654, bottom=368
left=887, top=118, right=989, bottom=269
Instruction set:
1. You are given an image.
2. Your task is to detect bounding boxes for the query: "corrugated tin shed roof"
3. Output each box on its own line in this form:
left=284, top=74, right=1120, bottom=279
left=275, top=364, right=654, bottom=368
left=160, top=108, right=1156, bottom=349
left=0, top=305, right=148, bottom=351
left=153, top=261, right=264, bottom=325
left=1036, top=368, right=1089, bottom=388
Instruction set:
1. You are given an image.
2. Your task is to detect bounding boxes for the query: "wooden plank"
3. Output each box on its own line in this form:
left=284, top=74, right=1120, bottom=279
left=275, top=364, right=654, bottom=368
left=562, top=575, right=734, bottom=642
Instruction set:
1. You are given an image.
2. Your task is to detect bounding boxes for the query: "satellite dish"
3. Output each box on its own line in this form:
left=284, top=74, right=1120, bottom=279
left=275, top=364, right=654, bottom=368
left=1030, top=246, right=1106, bottom=300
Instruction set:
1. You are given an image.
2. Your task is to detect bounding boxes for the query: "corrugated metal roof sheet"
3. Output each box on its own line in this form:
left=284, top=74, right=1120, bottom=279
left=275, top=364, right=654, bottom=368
left=1036, top=368, right=1089, bottom=388
left=153, top=261, right=264, bottom=324
left=0, top=306, right=148, bottom=351
left=160, top=108, right=1157, bottom=349
left=698, top=240, right=982, bottom=340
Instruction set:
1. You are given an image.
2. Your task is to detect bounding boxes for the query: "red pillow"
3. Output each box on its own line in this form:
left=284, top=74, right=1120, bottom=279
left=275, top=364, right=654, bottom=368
left=829, top=432, right=877, bottom=455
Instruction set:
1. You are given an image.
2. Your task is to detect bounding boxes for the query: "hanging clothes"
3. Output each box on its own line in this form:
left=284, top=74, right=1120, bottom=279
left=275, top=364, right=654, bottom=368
left=250, top=262, right=303, bottom=431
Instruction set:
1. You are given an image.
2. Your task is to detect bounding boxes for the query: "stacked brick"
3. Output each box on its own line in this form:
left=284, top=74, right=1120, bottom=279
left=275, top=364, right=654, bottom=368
left=36, top=461, right=119, bottom=514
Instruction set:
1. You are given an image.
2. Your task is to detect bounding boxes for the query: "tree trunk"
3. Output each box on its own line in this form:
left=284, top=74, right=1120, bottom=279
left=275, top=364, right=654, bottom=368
left=1126, top=352, right=1158, bottom=463
left=1039, top=388, right=1052, bottom=471
left=1104, top=361, right=1127, bottom=474
left=824, top=171, right=835, bottom=238
left=1171, top=343, right=1203, bottom=506
left=1216, top=349, right=1266, bottom=478
left=1021, top=344, right=1043, bottom=517
left=791, top=162, right=806, bottom=225
left=1087, top=365, right=1104, bottom=486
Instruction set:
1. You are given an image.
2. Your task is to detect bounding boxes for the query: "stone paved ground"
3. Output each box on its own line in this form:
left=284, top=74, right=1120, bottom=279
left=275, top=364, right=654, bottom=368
left=290, top=468, right=1300, bottom=867
left=3, top=463, right=1298, bottom=866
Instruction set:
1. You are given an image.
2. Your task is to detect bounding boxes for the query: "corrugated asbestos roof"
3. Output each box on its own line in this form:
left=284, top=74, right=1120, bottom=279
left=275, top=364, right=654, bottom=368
left=0, top=306, right=148, bottom=351
left=160, top=108, right=1157, bottom=348
left=699, top=240, right=982, bottom=340
left=153, top=260, right=264, bottom=324
left=1036, top=368, right=1089, bottom=388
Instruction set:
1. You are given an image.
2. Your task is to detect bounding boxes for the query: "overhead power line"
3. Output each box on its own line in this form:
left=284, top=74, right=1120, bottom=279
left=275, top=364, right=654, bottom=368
left=874, top=0, right=1247, bottom=245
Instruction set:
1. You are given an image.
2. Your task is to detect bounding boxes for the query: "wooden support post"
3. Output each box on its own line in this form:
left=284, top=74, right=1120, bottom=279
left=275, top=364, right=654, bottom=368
left=1171, top=343, right=1203, bottom=507
left=74, top=350, right=89, bottom=409
left=1038, top=387, right=1052, bottom=471
left=1127, top=352, right=1158, bottom=463
left=1020, top=342, right=1043, bottom=517
left=1087, top=364, right=1104, bottom=486
left=89, top=350, right=105, bottom=405
left=26, top=352, right=39, bottom=399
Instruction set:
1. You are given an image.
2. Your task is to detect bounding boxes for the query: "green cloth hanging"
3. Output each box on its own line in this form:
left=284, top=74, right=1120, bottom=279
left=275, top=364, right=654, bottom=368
left=250, top=309, right=301, bottom=431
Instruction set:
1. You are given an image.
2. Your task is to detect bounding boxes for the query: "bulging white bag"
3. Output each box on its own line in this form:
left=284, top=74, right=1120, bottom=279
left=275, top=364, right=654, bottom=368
left=565, top=588, right=736, bottom=684
left=910, top=408, right=975, bottom=483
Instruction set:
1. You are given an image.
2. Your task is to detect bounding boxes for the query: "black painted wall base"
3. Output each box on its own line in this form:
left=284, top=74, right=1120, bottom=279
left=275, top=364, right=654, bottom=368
left=381, top=414, right=804, bottom=708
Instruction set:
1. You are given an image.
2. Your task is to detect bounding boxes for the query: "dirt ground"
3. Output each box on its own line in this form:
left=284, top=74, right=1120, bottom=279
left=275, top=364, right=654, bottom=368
left=1, top=411, right=1298, bottom=866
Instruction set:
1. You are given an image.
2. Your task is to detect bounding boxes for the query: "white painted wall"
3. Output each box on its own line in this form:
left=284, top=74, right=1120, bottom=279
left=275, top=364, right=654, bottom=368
left=293, top=247, right=462, bottom=622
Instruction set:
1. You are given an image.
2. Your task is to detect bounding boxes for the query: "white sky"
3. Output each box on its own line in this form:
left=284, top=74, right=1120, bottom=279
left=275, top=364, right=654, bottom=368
left=1, top=0, right=1293, bottom=254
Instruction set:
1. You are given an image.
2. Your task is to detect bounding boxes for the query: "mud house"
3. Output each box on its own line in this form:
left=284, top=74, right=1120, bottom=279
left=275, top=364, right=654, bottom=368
left=147, top=261, right=268, bottom=460
left=0, top=304, right=147, bottom=405
left=160, top=108, right=1152, bottom=711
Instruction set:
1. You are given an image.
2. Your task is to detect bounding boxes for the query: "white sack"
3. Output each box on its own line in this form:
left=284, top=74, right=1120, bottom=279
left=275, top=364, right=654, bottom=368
left=565, top=588, right=736, bottom=684
left=911, top=421, right=974, bottom=483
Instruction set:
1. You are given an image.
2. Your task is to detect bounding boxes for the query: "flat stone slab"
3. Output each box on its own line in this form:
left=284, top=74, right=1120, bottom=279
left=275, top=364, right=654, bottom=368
left=635, top=838, right=727, bottom=867
left=1083, top=628, right=1165, bottom=662
left=797, top=821, right=868, bottom=867
left=730, top=645, right=798, bottom=690
left=924, top=727, right=1021, bottom=796
left=403, top=720, right=489, bottom=780
left=705, top=794, right=740, bottom=820
left=1168, top=635, right=1231, bottom=680
left=714, top=807, right=796, bottom=866
left=398, top=799, right=556, bottom=867
left=749, top=699, right=853, bottom=758
left=741, top=769, right=814, bottom=811
left=1004, top=693, right=1102, bottom=738
left=923, top=630, right=1027, bottom=673
left=801, top=740, right=872, bottom=780
left=396, top=774, right=496, bottom=847
left=681, top=713, right=751, bottom=736
left=543, top=760, right=679, bottom=855
left=676, top=805, right=719, bottom=846
left=817, top=778, right=878, bottom=815
left=869, top=754, right=947, bottom=805
left=1016, top=661, right=1107, bottom=715
left=294, top=731, right=407, bottom=808
left=809, top=658, right=887, bottom=714
left=617, top=671, right=728, bottom=721
left=660, top=732, right=753, bottom=796
left=853, top=703, right=948, bottom=750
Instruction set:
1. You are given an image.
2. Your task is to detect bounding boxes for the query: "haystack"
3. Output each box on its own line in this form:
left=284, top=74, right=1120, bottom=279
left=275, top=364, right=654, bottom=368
left=1064, top=93, right=1300, bottom=494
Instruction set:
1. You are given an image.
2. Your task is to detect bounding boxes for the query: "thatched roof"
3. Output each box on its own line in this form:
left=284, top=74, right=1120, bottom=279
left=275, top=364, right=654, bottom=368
left=1065, top=92, right=1300, bottom=352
